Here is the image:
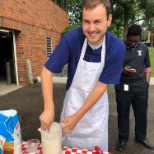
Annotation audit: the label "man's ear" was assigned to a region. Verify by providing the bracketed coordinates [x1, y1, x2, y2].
[107, 14, 112, 27]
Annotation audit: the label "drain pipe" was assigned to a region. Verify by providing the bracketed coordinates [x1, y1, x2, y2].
[26, 60, 34, 84]
[6, 61, 12, 85]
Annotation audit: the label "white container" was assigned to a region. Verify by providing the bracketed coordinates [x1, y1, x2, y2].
[26, 139, 40, 154]
[38, 122, 62, 154]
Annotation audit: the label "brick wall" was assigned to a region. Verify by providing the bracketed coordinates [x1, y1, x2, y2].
[0, 0, 69, 85]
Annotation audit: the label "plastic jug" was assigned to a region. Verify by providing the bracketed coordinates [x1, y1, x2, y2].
[38, 122, 62, 154]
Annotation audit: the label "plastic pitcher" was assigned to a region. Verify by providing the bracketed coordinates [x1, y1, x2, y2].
[38, 122, 62, 154]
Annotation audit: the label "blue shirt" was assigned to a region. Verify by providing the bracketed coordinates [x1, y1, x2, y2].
[45, 27, 126, 90]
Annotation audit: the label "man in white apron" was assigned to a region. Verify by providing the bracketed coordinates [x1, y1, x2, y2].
[40, 0, 126, 152]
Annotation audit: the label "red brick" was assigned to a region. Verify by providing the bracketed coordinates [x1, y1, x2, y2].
[0, 0, 69, 85]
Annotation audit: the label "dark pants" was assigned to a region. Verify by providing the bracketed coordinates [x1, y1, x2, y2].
[115, 81, 149, 142]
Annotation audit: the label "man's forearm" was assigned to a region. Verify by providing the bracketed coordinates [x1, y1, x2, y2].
[75, 81, 108, 121]
[41, 67, 54, 110]
[144, 72, 151, 84]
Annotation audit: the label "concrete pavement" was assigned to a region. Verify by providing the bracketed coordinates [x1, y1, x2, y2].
[0, 77, 154, 96]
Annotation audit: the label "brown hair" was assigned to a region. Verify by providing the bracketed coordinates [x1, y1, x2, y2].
[82, 0, 111, 18]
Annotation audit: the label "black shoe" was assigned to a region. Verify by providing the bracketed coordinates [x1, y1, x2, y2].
[136, 139, 154, 149]
[116, 141, 126, 151]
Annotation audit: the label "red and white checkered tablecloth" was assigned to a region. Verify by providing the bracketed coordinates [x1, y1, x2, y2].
[22, 141, 112, 154]
[22, 141, 42, 154]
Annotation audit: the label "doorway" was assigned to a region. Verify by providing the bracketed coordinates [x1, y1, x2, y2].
[0, 30, 16, 85]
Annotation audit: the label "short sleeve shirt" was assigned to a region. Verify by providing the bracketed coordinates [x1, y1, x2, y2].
[45, 27, 126, 91]
[120, 42, 151, 83]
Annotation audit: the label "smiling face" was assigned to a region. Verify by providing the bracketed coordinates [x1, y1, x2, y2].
[82, 4, 112, 46]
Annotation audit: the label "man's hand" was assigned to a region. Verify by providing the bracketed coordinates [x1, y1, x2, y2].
[61, 114, 79, 134]
[39, 109, 54, 130]
[122, 66, 136, 74]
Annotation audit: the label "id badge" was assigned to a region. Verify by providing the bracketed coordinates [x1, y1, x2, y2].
[124, 84, 129, 91]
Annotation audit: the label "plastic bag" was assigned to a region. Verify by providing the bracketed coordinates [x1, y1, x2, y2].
[0, 109, 22, 154]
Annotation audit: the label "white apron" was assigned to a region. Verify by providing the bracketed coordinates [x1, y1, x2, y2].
[60, 38, 109, 151]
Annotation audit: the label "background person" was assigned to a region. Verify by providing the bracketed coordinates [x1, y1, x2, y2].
[115, 24, 154, 151]
[39, 0, 125, 151]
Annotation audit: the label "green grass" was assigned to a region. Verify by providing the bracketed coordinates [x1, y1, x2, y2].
[149, 47, 154, 77]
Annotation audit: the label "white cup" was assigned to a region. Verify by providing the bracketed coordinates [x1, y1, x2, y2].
[26, 139, 40, 154]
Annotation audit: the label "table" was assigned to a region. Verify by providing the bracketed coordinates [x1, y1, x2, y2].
[22, 141, 111, 154]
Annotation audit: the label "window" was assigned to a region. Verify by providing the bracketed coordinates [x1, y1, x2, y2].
[52, 0, 68, 11]
[46, 36, 52, 57]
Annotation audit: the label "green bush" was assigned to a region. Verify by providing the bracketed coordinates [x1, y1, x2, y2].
[149, 47, 154, 77]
